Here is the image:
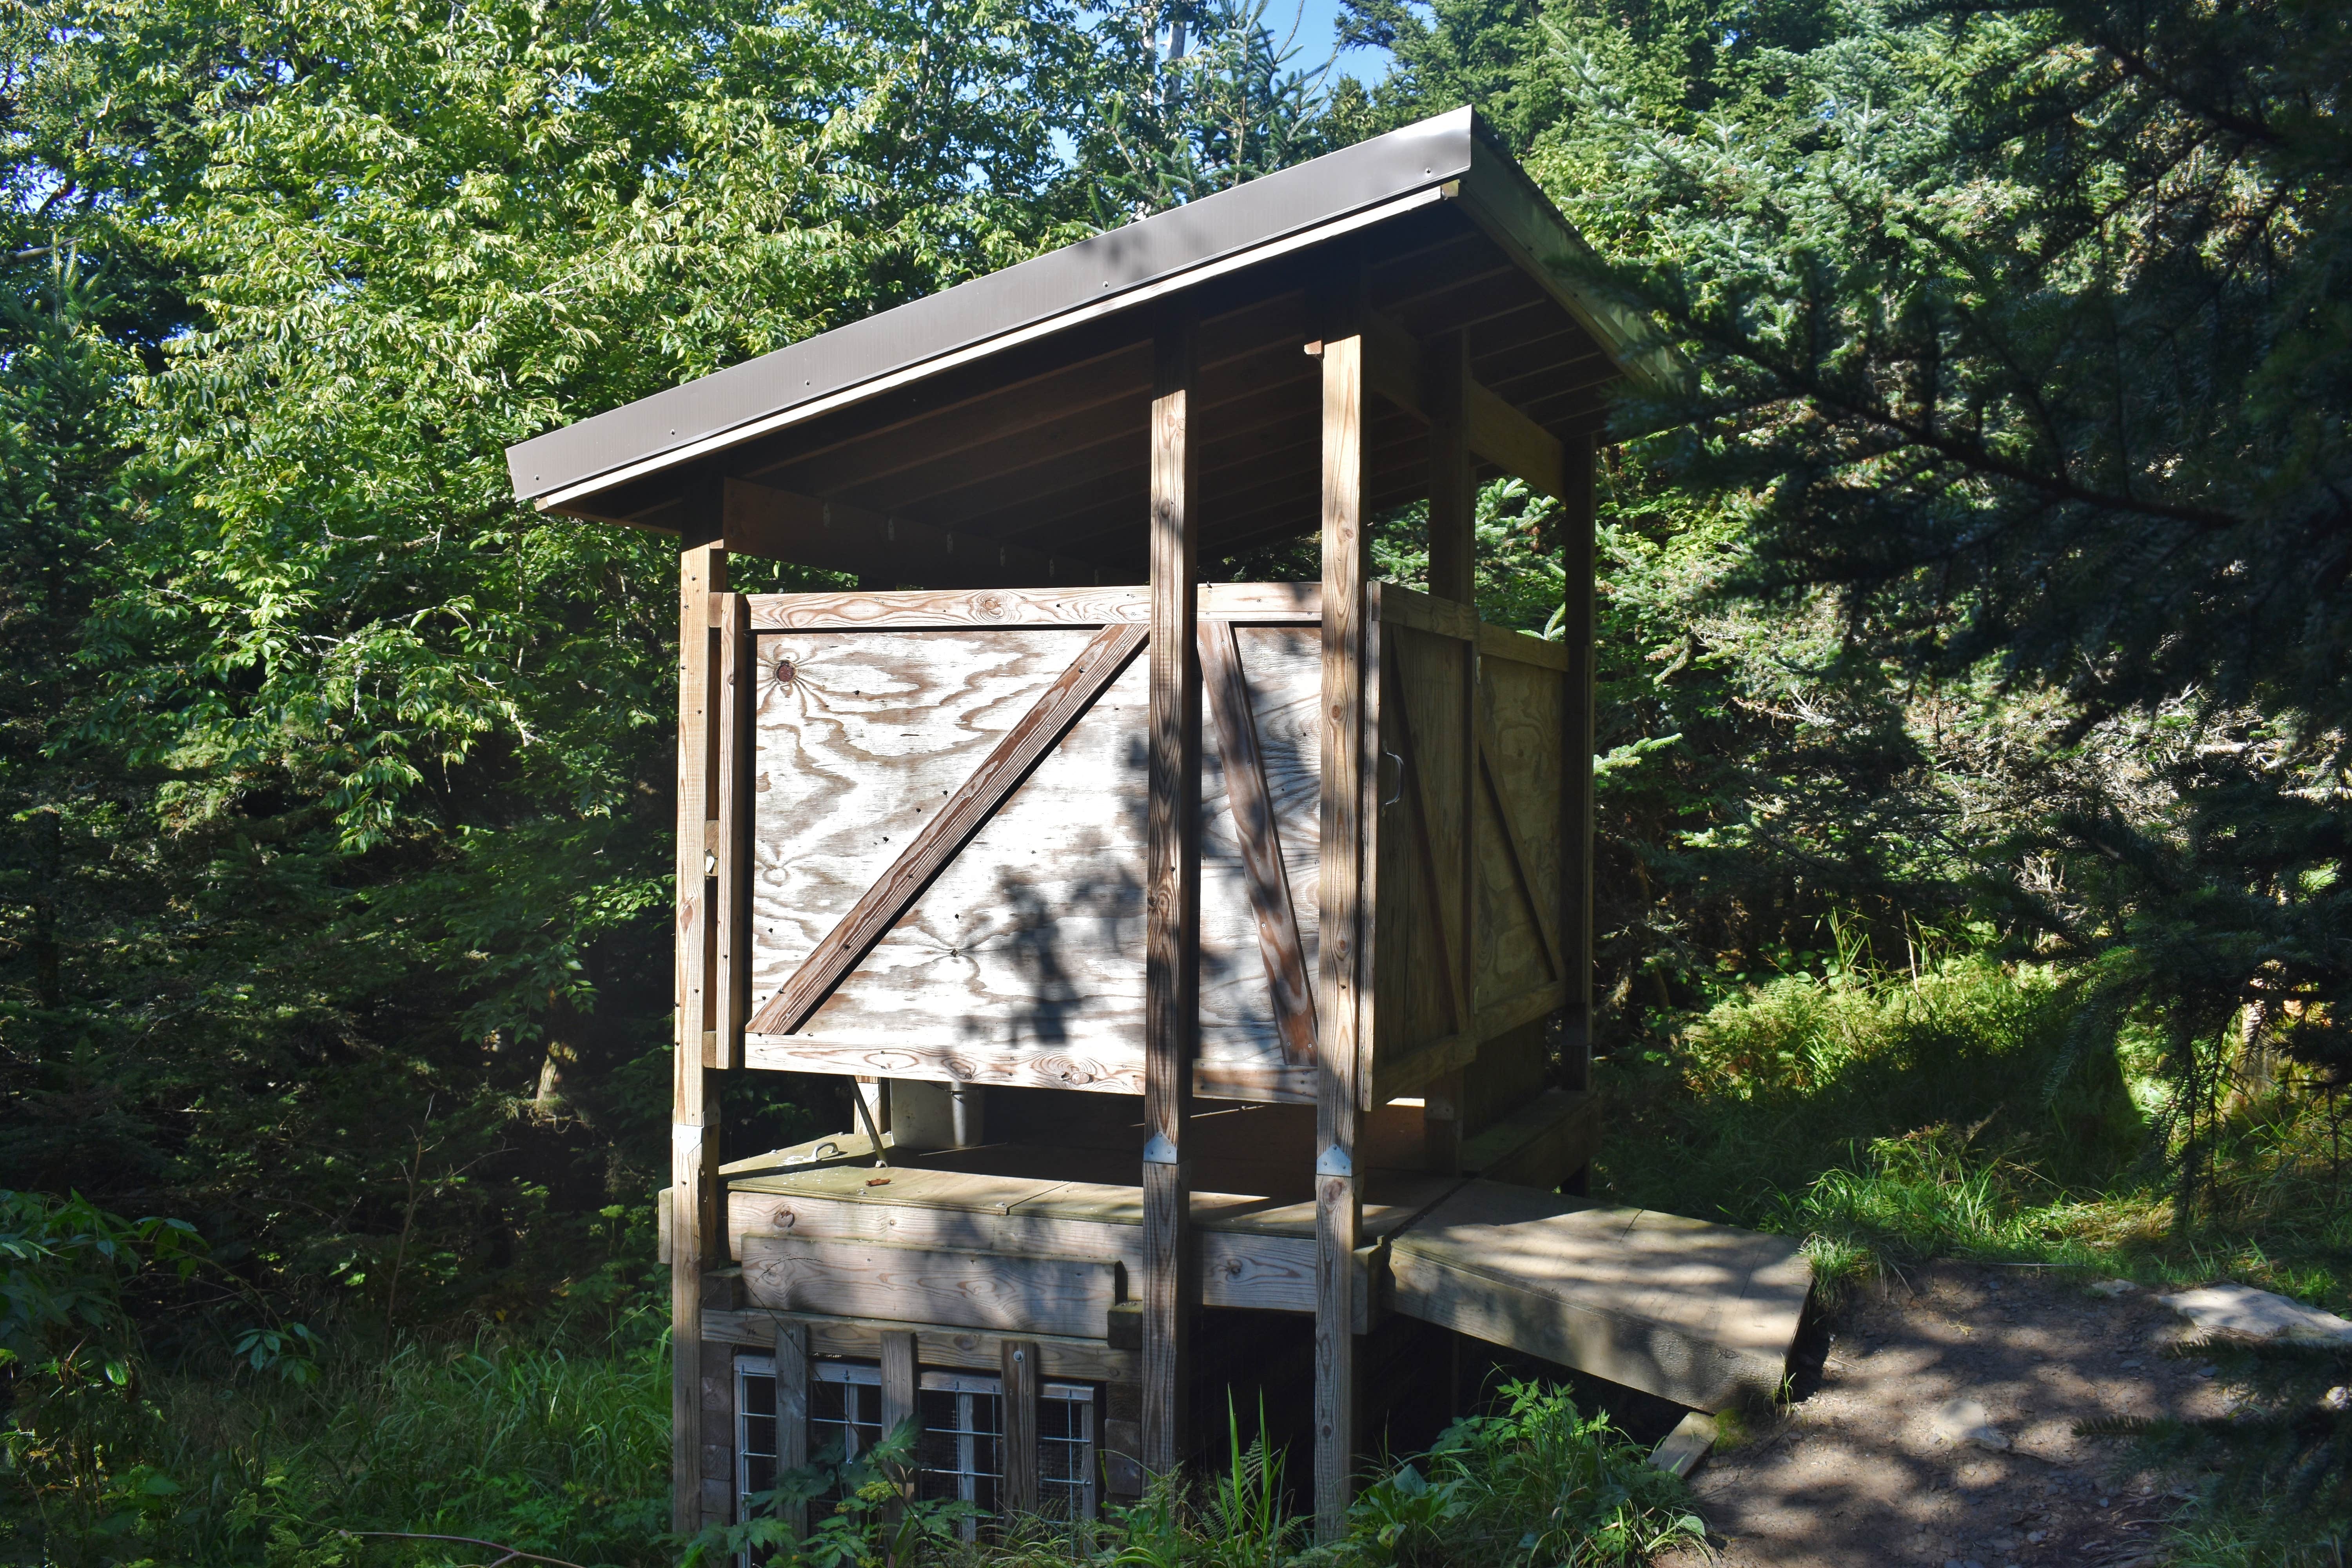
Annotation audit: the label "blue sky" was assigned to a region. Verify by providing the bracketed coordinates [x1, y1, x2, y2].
[1272, 0, 1394, 85]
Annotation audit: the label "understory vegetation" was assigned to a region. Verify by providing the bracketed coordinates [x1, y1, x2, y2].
[5, 0, 2348, 1560]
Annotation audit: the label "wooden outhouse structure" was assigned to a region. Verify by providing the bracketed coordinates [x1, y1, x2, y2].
[506, 108, 1809, 1543]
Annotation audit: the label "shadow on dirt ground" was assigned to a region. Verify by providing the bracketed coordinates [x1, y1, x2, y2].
[1656, 1263, 2224, 1568]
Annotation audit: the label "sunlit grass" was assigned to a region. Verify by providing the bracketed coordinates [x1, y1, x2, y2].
[1599, 954, 2352, 1307]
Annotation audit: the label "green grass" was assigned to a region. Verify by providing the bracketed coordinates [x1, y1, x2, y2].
[1599, 953, 2352, 1305]
[1597, 952, 2352, 1563]
[23, 953, 2352, 1566]
[4, 1316, 672, 1567]
[11, 1308, 1694, 1568]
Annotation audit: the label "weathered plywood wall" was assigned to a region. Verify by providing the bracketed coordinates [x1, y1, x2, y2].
[732, 585, 1566, 1108]
[740, 592, 1321, 1101]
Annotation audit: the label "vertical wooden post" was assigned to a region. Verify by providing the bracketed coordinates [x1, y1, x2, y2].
[1001, 1339, 1041, 1515]
[1425, 331, 1475, 606]
[672, 533, 726, 1537]
[1424, 330, 1475, 1174]
[1313, 329, 1368, 1540]
[1422, 1071, 1462, 1173]
[1559, 437, 1598, 1096]
[776, 1320, 810, 1539]
[880, 1328, 918, 1516]
[701, 1340, 737, 1528]
[711, 591, 752, 1069]
[1142, 314, 1200, 1481]
[881, 1329, 918, 1432]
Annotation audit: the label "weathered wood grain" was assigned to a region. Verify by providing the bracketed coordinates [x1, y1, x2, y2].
[704, 1307, 1139, 1381]
[1001, 1339, 1040, 1512]
[776, 1319, 809, 1537]
[881, 1329, 917, 1449]
[1314, 330, 1366, 1540]
[1424, 332, 1475, 606]
[673, 540, 725, 1536]
[701, 1342, 735, 1526]
[1373, 626, 1471, 1090]
[1466, 379, 1564, 500]
[1386, 1181, 1812, 1413]
[1368, 582, 1477, 643]
[742, 621, 1315, 1094]
[745, 582, 1319, 631]
[1474, 651, 1566, 1021]
[712, 592, 752, 1068]
[747, 621, 1147, 1036]
[1477, 724, 1563, 980]
[1202, 620, 1316, 1067]
[727, 1167, 1335, 1318]
[1142, 317, 1200, 1477]
[1477, 622, 1570, 671]
[741, 1233, 1120, 1339]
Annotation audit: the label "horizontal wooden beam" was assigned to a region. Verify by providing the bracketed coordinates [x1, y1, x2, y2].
[738, 1033, 1318, 1103]
[1356, 309, 1567, 500]
[744, 581, 1318, 632]
[704, 1308, 1141, 1383]
[720, 476, 1102, 586]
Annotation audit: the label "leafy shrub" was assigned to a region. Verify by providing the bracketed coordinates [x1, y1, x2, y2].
[0, 1190, 203, 1562]
[1348, 1381, 1701, 1568]
[1602, 955, 2143, 1285]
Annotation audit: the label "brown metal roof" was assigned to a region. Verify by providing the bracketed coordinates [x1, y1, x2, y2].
[505, 108, 1665, 584]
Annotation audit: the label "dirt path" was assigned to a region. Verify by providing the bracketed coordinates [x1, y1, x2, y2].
[1657, 1265, 2226, 1568]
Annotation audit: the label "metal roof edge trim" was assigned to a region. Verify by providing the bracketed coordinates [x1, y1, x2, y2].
[530, 183, 1455, 513]
[509, 108, 1480, 504]
[1455, 133, 1683, 403]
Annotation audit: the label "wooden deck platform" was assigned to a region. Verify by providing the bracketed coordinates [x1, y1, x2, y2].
[708, 1091, 1809, 1414]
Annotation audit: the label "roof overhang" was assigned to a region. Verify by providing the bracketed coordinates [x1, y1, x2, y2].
[506, 108, 1668, 514]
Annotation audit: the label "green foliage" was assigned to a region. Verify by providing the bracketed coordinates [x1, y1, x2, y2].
[697, 1418, 979, 1568]
[5, 1289, 672, 1566]
[1348, 1382, 1702, 1568]
[0, 1192, 203, 1550]
[1079, 1, 1339, 222]
[1524, 0, 2352, 1174]
[1603, 951, 2139, 1238]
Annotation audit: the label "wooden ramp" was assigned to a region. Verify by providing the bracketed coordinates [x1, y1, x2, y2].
[1387, 1180, 1813, 1412]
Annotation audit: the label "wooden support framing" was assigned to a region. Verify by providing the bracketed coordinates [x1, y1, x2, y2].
[711, 590, 751, 1068]
[721, 475, 1101, 587]
[776, 1320, 810, 1539]
[701, 1339, 735, 1527]
[672, 535, 726, 1535]
[1559, 437, 1597, 1095]
[1379, 636, 1463, 1038]
[1424, 331, 1475, 606]
[1142, 316, 1201, 1479]
[1312, 329, 1368, 1539]
[880, 1327, 918, 1436]
[1361, 310, 1565, 501]
[1201, 619, 1317, 1066]
[1001, 1339, 1041, 1514]
[1421, 354, 1478, 1169]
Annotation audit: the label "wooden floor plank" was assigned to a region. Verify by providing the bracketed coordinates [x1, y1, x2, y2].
[1387, 1180, 1813, 1412]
